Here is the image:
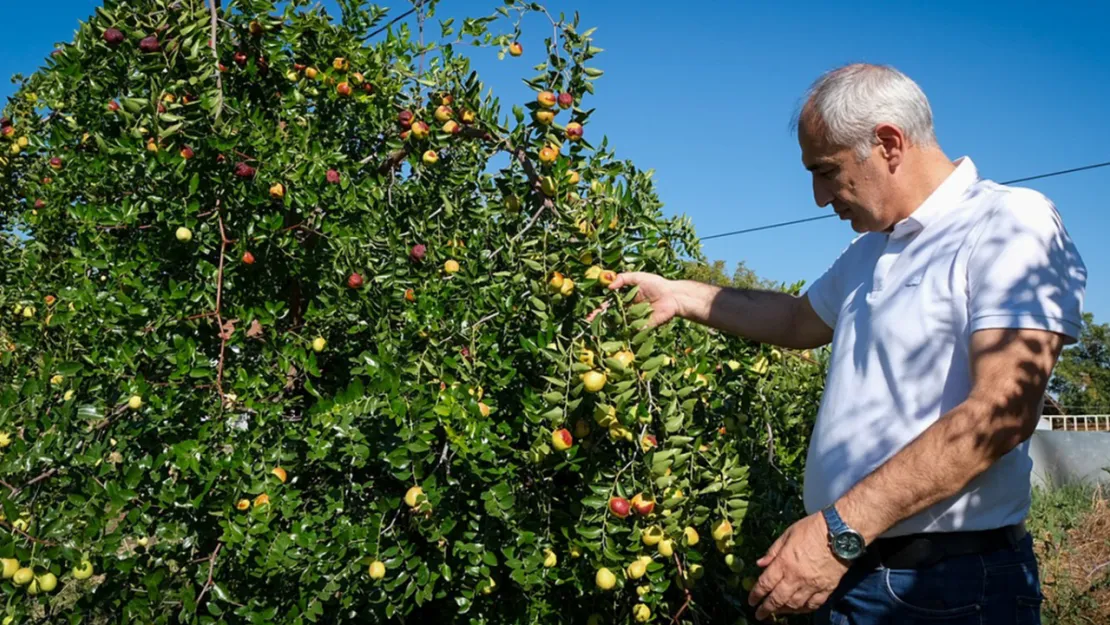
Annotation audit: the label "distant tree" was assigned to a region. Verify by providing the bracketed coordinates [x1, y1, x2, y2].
[682, 259, 783, 291]
[1049, 313, 1110, 414]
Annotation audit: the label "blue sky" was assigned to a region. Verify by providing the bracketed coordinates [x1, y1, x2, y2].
[3, 0, 1107, 321]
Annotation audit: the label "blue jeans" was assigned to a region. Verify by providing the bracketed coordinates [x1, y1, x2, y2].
[813, 533, 1044, 624]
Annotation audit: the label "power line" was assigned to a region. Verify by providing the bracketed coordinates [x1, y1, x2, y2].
[700, 159, 1110, 242]
[362, 6, 419, 41]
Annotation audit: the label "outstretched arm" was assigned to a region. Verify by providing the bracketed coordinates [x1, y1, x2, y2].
[608, 272, 833, 349]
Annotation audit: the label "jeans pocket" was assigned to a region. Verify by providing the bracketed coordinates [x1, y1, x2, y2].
[1016, 594, 1043, 625]
[883, 567, 982, 620]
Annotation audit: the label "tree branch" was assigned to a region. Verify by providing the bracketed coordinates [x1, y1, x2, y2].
[214, 208, 230, 400]
[21, 468, 58, 491]
[670, 553, 695, 625]
[196, 542, 223, 608]
[0, 520, 58, 546]
[208, 0, 224, 121]
[416, 0, 426, 98]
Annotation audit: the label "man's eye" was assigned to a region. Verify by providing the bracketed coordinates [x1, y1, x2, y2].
[821, 169, 838, 179]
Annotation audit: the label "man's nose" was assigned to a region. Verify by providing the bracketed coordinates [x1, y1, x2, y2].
[812, 177, 834, 207]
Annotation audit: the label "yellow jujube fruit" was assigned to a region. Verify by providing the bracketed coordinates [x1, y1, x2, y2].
[1, 558, 19, 579]
[642, 525, 664, 546]
[404, 485, 425, 508]
[711, 519, 733, 541]
[657, 539, 674, 557]
[683, 526, 699, 546]
[595, 567, 616, 590]
[613, 350, 634, 368]
[626, 559, 647, 580]
[543, 549, 557, 568]
[369, 560, 386, 580]
[12, 567, 33, 585]
[581, 370, 606, 392]
[36, 572, 57, 592]
[632, 604, 651, 623]
[73, 559, 94, 580]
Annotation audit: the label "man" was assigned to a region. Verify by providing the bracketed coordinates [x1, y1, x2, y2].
[608, 63, 1087, 623]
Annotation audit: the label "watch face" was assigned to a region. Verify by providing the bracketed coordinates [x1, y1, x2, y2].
[833, 532, 865, 560]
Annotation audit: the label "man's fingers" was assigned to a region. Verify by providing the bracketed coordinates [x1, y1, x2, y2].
[806, 591, 831, 612]
[747, 563, 783, 607]
[757, 534, 786, 568]
[607, 272, 633, 290]
[755, 584, 792, 621]
[781, 587, 817, 615]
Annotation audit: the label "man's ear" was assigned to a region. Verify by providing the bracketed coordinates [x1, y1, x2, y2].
[874, 123, 905, 171]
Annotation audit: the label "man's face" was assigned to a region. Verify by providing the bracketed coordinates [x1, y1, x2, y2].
[799, 127, 892, 233]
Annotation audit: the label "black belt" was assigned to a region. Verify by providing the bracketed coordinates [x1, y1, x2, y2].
[858, 523, 1027, 569]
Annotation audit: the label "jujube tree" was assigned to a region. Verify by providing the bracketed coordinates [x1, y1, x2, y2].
[0, 1, 819, 623]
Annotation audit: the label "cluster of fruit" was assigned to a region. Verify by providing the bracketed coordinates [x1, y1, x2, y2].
[1, 553, 93, 596]
[0, 116, 31, 166]
[229, 467, 287, 512]
[396, 91, 485, 166]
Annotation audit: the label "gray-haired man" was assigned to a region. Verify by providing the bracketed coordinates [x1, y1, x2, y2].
[609, 63, 1087, 623]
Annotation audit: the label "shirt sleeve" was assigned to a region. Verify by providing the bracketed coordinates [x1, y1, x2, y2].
[805, 239, 857, 330]
[967, 188, 1087, 342]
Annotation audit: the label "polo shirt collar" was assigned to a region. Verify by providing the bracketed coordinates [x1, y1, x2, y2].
[890, 156, 979, 239]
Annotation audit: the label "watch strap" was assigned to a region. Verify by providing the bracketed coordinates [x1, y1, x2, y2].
[822, 504, 849, 536]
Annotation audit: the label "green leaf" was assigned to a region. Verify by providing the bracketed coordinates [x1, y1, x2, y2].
[55, 361, 83, 375]
[581, 496, 605, 509]
[665, 415, 684, 433]
[577, 526, 602, 539]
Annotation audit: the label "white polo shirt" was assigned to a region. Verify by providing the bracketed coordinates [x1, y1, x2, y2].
[803, 156, 1087, 537]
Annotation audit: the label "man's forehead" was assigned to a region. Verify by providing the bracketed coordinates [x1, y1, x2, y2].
[799, 133, 843, 170]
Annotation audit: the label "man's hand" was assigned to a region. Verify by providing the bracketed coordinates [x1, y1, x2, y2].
[607, 272, 832, 349]
[748, 512, 848, 621]
[607, 272, 684, 328]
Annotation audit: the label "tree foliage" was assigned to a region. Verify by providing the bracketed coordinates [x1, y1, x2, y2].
[1048, 312, 1110, 415]
[0, 1, 824, 623]
[681, 260, 779, 292]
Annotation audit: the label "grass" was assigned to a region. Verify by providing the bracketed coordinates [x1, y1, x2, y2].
[1029, 482, 1110, 625]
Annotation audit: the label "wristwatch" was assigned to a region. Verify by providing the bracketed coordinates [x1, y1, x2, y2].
[821, 504, 866, 562]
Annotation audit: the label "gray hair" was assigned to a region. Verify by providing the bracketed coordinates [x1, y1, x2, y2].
[793, 63, 938, 160]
